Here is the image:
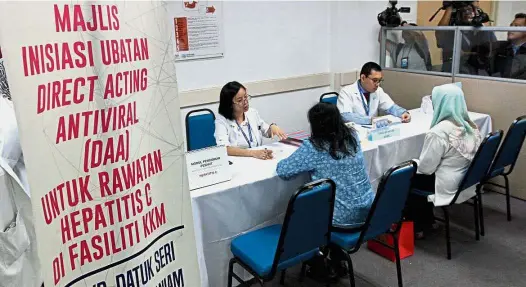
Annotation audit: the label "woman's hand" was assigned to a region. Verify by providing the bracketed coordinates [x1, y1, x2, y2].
[269, 124, 287, 140]
[251, 149, 274, 160]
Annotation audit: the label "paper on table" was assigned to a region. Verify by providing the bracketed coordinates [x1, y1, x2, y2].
[252, 144, 286, 160]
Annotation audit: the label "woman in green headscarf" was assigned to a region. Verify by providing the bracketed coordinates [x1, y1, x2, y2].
[405, 83, 483, 238]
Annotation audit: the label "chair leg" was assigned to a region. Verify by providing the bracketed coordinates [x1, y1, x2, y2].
[473, 196, 480, 241]
[279, 269, 286, 285]
[477, 188, 485, 237]
[228, 258, 236, 287]
[504, 175, 512, 221]
[442, 207, 452, 260]
[392, 233, 404, 287]
[299, 263, 307, 282]
[344, 252, 356, 287]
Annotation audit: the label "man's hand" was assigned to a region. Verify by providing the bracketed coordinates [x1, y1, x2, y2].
[442, 1, 453, 9]
[438, 2, 454, 26]
[401, 112, 411, 123]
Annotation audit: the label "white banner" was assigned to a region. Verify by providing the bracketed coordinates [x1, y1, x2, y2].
[0, 2, 200, 287]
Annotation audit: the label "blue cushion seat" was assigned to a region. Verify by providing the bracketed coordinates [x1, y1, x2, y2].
[489, 167, 505, 178]
[331, 228, 395, 250]
[231, 224, 320, 277]
[330, 231, 361, 250]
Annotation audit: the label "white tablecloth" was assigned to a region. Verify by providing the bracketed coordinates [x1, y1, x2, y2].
[190, 109, 491, 287]
[366, 110, 492, 189]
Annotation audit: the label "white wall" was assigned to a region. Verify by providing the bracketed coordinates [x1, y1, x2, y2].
[494, 0, 526, 40]
[329, 1, 417, 73]
[182, 87, 328, 139]
[176, 1, 330, 92]
[178, 1, 332, 139]
[177, 1, 418, 144]
[496, 0, 526, 27]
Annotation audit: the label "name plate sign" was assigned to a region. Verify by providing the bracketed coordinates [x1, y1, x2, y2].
[185, 146, 231, 190]
[368, 126, 401, 141]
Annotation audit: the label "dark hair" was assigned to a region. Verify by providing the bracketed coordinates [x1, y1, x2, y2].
[360, 62, 382, 77]
[308, 103, 358, 160]
[515, 13, 526, 20]
[218, 81, 245, 120]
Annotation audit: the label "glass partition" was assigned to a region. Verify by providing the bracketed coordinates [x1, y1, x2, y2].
[459, 30, 526, 80]
[384, 29, 455, 73]
[380, 26, 526, 83]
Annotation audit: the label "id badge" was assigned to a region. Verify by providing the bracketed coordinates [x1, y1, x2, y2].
[401, 57, 409, 69]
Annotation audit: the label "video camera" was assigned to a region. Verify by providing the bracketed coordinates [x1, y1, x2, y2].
[429, 1, 490, 27]
[377, 0, 411, 27]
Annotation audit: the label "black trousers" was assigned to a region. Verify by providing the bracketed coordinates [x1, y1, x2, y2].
[404, 174, 436, 232]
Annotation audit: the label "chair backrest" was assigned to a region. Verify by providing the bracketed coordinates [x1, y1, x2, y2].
[185, 109, 216, 151]
[319, 92, 339, 105]
[453, 130, 503, 203]
[271, 179, 336, 276]
[356, 161, 417, 244]
[489, 116, 526, 176]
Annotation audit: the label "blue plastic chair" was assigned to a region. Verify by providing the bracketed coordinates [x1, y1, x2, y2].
[185, 109, 216, 151]
[227, 179, 336, 287]
[320, 92, 339, 105]
[330, 161, 417, 287]
[412, 130, 503, 260]
[483, 116, 526, 222]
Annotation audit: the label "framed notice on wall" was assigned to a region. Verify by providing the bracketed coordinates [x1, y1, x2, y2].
[169, 1, 224, 61]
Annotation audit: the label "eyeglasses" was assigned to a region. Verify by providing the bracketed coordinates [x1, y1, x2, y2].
[367, 76, 384, 85]
[233, 94, 252, 106]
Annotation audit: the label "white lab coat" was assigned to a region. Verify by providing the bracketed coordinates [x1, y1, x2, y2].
[0, 96, 42, 287]
[337, 80, 396, 118]
[214, 108, 271, 148]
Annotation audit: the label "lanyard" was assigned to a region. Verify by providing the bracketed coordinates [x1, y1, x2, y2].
[236, 121, 254, 148]
[399, 43, 413, 62]
[357, 81, 370, 116]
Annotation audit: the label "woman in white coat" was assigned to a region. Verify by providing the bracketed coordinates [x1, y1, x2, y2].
[214, 81, 287, 160]
[404, 83, 483, 238]
[0, 94, 42, 286]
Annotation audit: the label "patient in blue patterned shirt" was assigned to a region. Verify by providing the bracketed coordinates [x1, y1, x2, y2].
[276, 103, 375, 228]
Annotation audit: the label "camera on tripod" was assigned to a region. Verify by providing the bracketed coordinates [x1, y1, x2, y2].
[429, 1, 490, 27]
[377, 0, 411, 27]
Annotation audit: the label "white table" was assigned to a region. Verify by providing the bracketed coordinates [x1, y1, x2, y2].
[366, 110, 492, 189]
[190, 109, 492, 287]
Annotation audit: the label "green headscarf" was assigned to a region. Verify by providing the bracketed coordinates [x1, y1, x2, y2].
[430, 83, 476, 134]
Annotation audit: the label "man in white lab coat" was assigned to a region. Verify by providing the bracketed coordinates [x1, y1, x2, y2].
[337, 62, 411, 125]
